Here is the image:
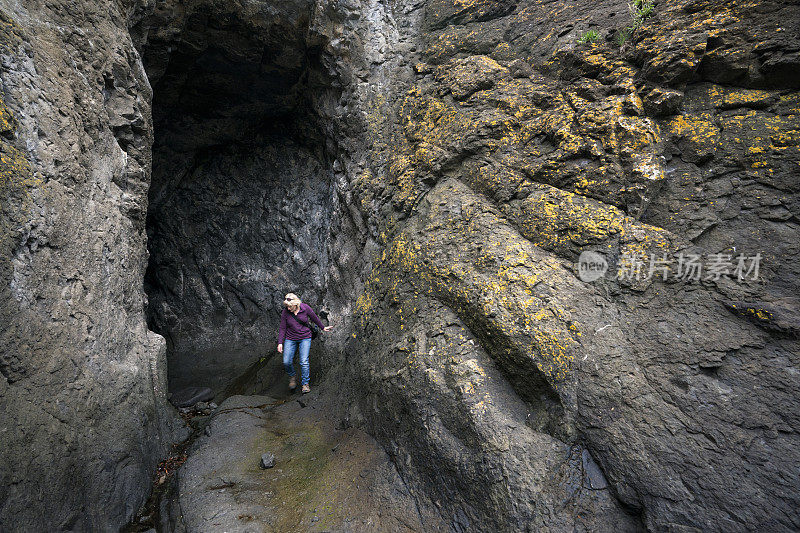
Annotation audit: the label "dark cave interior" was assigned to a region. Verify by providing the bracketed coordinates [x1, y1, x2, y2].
[137, 4, 336, 394]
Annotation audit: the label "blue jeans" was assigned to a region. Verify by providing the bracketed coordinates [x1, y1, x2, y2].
[283, 338, 311, 385]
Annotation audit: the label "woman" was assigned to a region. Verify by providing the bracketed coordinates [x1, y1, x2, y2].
[277, 293, 332, 393]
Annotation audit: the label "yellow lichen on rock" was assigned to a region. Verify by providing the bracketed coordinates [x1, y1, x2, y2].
[363, 180, 585, 390]
[665, 113, 720, 161]
[0, 97, 40, 197]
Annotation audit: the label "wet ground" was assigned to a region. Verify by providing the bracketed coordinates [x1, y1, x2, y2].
[126, 370, 446, 533]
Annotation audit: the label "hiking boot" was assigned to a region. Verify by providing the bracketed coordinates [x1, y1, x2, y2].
[302, 384, 310, 394]
[288, 376, 297, 390]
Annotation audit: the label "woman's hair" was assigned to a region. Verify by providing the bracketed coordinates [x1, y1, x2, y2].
[283, 293, 302, 308]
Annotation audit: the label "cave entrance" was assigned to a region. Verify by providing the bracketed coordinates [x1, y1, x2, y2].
[136, 4, 334, 394]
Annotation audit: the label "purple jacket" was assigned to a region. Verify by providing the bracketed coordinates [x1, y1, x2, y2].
[278, 303, 325, 344]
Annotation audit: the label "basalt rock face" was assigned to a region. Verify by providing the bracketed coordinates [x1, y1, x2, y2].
[0, 1, 182, 530]
[1, 0, 799, 531]
[327, 0, 800, 531]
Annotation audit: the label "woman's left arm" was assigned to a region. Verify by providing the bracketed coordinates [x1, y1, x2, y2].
[306, 304, 331, 331]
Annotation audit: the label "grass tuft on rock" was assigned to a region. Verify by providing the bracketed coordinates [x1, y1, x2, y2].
[577, 30, 600, 45]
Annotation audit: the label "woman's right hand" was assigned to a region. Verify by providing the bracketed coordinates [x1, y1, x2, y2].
[277, 344, 283, 353]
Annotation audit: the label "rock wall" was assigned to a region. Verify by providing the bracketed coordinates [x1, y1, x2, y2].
[320, 0, 800, 531]
[0, 0, 182, 530]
